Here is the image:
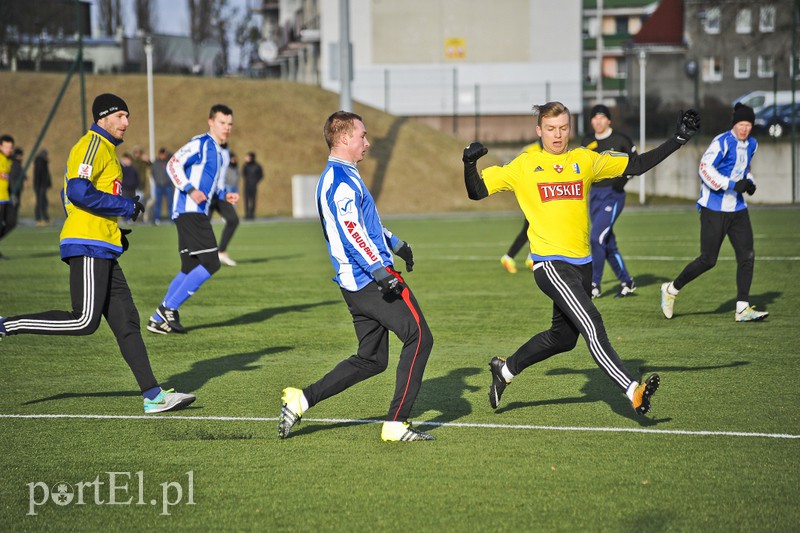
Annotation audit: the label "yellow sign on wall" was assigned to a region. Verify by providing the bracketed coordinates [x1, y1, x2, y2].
[444, 37, 466, 60]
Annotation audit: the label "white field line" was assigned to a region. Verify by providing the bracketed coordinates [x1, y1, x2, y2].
[1, 413, 797, 440]
[438, 255, 800, 262]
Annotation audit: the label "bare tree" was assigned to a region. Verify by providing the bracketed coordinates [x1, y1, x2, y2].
[135, 0, 153, 35]
[236, 12, 262, 72]
[98, 0, 122, 37]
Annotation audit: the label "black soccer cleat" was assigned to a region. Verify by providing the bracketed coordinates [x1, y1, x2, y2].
[615, 280, 637, 298]
[488, 356, 511, 409]
[632, 374, 660, 415]
[156, 305, 186, 334]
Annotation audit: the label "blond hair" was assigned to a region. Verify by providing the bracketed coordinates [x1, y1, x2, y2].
[532, 102, 570, 126]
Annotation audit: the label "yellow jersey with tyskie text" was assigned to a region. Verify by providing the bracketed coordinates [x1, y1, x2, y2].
[0, 152, 11, 203]
[481, 147, 629, 263]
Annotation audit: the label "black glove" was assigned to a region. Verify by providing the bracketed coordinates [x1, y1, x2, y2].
[674, 109, 700, 145]
[394, 240, 414, 272]
[733, 179, 756, 194]
[462, 142, 488, 165]
[373, 266, 407, 297]
[120, 228, 132, 252]
[130, 195, 145, 222]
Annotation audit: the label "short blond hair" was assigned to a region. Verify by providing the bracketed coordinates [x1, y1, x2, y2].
[324, 111, 363, 149]
[532, 102, 570, 126]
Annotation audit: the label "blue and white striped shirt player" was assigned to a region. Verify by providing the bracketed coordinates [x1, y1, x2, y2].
[167, 132, 226, 218]
[317, 156, 400, 291]
[697, 129, 757, 212]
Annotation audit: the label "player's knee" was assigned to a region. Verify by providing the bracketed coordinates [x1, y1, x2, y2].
[698, 254, 717, 270]
[200, 253, 221, 275]
[75, 312, 103, 335]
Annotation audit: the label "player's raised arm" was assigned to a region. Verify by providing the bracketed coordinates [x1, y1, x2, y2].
[622, 109, 700, 176]
[462, 142, 489, 200]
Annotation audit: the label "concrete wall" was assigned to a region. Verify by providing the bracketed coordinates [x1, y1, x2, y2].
[625, 142, 798, 204]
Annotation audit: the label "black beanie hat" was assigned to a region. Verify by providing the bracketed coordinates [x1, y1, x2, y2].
[732, 102, 755, 126]
[590, 104, 611, 119]
[92, 93, 129, 123]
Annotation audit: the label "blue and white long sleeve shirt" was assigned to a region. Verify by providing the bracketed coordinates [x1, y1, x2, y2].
[697, 130, 757, 212]
[168, 132, 225, 218]
[316, 156, 400, 291]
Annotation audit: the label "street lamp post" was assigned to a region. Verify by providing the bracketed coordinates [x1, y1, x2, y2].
[144, 37, 155, 163]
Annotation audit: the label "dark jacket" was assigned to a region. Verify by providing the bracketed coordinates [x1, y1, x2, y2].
[34, 150, 51, 190]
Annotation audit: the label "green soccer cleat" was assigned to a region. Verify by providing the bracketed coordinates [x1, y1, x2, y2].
[143, 388, 196, 414]
[632, 374, 660, 415]
[278, 387, 305, 439]
[380, 421, 435, 442]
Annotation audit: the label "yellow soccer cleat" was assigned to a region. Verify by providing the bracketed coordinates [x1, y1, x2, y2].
[381, 421, 435, 442]
[278, 387, 305, 438]
[501, 255, 518, 274]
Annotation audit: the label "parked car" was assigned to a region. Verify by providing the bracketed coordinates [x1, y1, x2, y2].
[753, 103, 800, 138]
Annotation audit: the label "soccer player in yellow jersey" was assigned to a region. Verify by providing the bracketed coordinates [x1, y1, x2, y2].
[0, 94, 196, 414]
[0, 134, 17, 259]
[463, 101, 700, 416]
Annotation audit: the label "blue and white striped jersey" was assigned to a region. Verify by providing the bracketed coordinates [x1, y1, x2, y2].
[317, 156, 399, 291]
[167, 132, 225, 218]
[697, 130, 757, 212]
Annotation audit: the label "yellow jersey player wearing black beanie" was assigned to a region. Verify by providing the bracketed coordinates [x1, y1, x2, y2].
[0, 93, 196, 414]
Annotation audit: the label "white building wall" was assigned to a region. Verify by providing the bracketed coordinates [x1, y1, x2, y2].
[320, 0, 583, 116]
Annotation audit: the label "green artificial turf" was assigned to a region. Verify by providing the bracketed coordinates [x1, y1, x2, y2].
[1, 207, 798, 531]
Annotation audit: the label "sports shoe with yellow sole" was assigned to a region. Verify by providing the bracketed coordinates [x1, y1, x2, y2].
[660, 282, 676, 319]
[735, 306, 769, 322]
[632, 374, 660, 415]
[278, 387, 305, 438]
[380, 421, 435, 441]
[501, 255, 518, 274]
[525, 257, 534, 271]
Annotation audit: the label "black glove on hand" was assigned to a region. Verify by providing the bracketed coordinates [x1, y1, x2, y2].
[674, 109, 700, 145]
[120, 228, 132, 252]
[130, 195, 145, 222]
[373, 266, 407, 297]
[745, 179, 757, 196]
[462, 142, 488, 165]
[394, 240, 414, 272]
[733, 180, 748, 193]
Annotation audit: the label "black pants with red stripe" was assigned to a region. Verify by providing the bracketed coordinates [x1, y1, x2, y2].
[3, 256, 159, 392]
[303, 282, 433, 422]
[505, 261, 635, 391]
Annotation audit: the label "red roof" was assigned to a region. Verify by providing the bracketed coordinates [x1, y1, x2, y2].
[633, 0, 684, 45]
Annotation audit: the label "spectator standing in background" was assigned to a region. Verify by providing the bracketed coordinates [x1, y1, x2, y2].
[242, 151, 263, 220]
[150, 148, 174, 225]
[34, 149, 52, 226]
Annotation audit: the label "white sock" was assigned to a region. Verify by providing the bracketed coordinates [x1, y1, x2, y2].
[667, 282, 679, 296]
[736, 301, 749, 314]
[300, 392, 310, 413]
[625, 381, 637, 401]
[501, 363, 515, 382]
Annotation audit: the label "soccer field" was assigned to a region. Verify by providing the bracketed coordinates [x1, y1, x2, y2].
[1, 206, 798, 531]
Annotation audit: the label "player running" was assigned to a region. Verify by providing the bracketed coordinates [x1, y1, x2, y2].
[0, 93, 195, 413]
[278, 111, 433, 442]
[463, 101, 700, 416]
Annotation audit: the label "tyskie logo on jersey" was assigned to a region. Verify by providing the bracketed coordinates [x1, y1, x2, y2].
[344, 220, 379, 262]
[537, 180, 583, 202]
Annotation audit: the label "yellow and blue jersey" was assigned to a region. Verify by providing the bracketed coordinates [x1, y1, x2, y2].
[60, 124, 135, 260]
[481, 147, 629, 263]
[0, 151, 10, 203]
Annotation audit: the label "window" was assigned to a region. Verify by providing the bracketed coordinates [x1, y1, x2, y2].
[736, 9, 752, 33]
[758, 55, 775, 78]
[615, 16, 628, 35]
[704, 7, 721, 34]
[616, 57, 627, 79]
[734, 56, 751, 79]
[702, 57, 723, 81]
[759, 6, 776, 32]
